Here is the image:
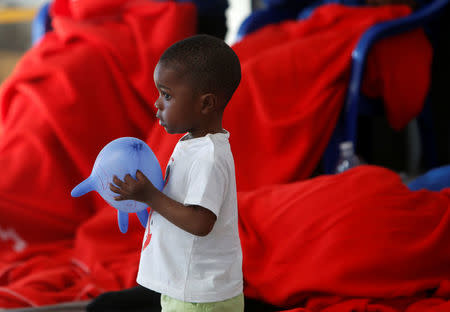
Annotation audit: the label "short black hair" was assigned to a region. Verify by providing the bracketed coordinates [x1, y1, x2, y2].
[159, 34, 241, 106]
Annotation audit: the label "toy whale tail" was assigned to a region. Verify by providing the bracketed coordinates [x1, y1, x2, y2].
[71, 176, 96, 197]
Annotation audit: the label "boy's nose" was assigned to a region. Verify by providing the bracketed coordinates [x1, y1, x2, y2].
[154, 100, 163, 110]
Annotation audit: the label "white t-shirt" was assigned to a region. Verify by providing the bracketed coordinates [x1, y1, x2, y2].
[136, 131, 243, 303]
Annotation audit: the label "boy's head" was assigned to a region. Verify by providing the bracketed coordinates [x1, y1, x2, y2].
[159, 34, 241, 106]
[154, 35, 241, 137]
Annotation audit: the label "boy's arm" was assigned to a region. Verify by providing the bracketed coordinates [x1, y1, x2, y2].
[145, 191, 217, 237]
[110, 171, 217, 237]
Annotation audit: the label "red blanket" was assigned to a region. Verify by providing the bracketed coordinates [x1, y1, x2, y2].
[0, 1, 445, 310]
[239, 166, 450, 311]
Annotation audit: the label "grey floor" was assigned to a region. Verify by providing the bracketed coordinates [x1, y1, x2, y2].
[2, 301, 90, 312]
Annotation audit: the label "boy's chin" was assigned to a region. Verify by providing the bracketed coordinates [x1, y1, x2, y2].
[160, 124, 188, 135]
[163, 127, 182, 135]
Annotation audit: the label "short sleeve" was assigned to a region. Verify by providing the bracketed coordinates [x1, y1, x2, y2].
[183, 156, 227, 217]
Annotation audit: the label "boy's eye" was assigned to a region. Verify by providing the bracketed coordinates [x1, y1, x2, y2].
[161, 92, 172, 100]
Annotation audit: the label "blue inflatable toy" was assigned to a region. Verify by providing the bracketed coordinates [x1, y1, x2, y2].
[71, 137, 164, 233]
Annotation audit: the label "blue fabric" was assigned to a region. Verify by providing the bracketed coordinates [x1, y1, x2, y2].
[262, 0, 311, 6]
[32, 2, 52, 45]
[237, 2, 308, 40]
[408, 165, 450, 191]
[237, 0, 366, 40]
[298, 0, 365, 20]
[237, 6, 300, 40]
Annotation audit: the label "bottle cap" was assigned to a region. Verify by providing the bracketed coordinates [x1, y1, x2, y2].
[339, 141, 354, 151]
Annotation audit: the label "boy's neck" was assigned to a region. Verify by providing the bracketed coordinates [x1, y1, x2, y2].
[184, 120, 226, 140]
[184, 128, 226, 141]
[184, 111, 225, 140]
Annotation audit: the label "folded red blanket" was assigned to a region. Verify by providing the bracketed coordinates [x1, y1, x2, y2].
[0, 2, 442, 310]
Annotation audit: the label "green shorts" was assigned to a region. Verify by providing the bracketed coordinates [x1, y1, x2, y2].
[161, 293, 244, 312]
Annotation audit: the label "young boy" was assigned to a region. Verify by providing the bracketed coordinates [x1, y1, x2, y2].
[109, 34, 244, 311]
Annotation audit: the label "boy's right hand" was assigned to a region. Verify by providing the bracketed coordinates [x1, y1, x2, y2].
[109, 170, 157, 204]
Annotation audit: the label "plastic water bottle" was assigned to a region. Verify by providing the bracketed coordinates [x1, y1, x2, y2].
[335, 141, 361, 173]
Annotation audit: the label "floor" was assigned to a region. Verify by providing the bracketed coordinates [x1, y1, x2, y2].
[2, 301, 90, 312]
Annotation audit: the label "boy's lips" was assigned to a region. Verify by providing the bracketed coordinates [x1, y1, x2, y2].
[156, 114, 164, 126]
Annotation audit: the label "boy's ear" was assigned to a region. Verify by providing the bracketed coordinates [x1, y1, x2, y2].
[200, 93, 217, 114]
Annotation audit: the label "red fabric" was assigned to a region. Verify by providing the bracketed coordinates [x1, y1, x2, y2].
[0, 2, 443, 311]
[70, 0, 134, 20]
[239, 166, 450, 310]
[361, 28, 432, 130]
[50, 0, 72, 18]
[50, 0, 138, 19]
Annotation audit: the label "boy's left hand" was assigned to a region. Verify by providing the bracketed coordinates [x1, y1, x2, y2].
[110, 170, 155, 203]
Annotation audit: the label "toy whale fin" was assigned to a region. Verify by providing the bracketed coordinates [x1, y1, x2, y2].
[136, 209, 149, 228]
[71, 176, 95, 197]
[118, 210, 129, 233]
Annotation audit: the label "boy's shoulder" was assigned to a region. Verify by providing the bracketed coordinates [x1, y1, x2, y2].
[178, 132, 232, 164]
